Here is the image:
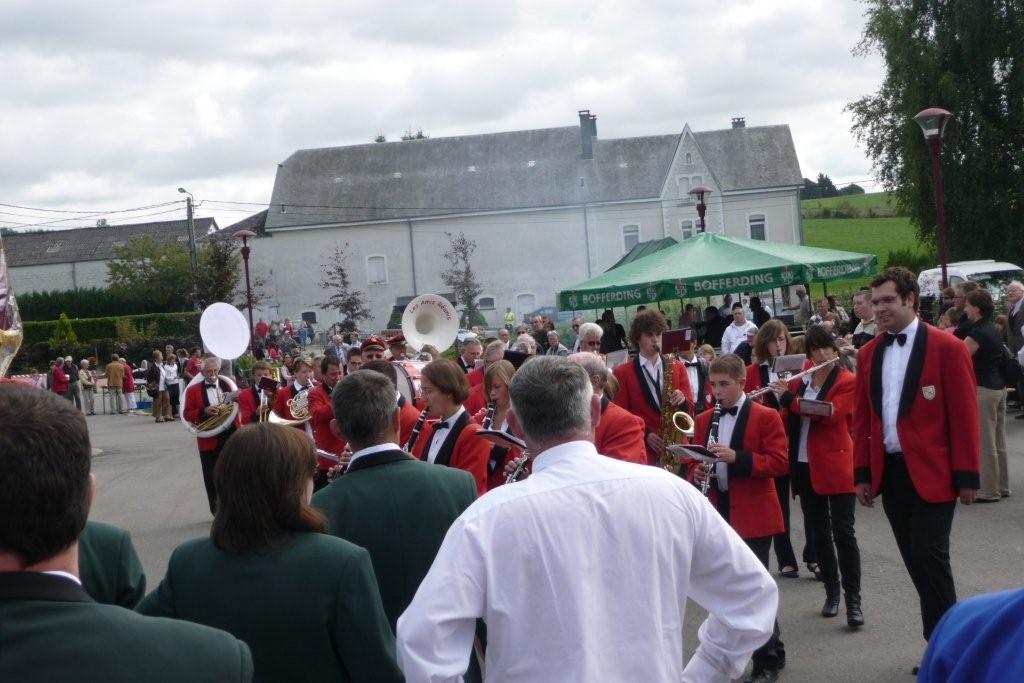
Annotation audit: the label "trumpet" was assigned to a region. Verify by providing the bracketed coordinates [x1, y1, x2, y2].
[747, 357, 840, 400]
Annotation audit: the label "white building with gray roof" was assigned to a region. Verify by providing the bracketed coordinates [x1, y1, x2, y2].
[240, 111, 805, 332]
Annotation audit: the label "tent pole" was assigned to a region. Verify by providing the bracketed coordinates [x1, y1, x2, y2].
[771, 287, 779, 320]
[823, 282, 829, 297]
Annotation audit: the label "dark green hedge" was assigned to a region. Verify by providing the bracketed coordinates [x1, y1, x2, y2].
[18, 287, 189, 320]
[23, 312, 201, 346]
[13, 335, 200, 374]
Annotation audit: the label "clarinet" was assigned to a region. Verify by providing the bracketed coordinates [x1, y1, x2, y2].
[403, 408, 429, 453]
[700, 402, 722, 497]
[481, 401, 496, 429]
[505, 452, 530, 484]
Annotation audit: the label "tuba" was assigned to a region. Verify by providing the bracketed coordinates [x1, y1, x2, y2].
[181, 303, 249, 437]
[401, 294, 459, 354]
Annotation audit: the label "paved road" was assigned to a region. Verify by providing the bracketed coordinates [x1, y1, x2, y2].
[87, 410, 1024, 681]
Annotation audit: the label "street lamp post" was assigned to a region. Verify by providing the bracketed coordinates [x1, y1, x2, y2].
[914, 107, 954, 289]
[233, 230, 257, 355]
[177, 187, 200, 311]
[688, 185, 713, 233]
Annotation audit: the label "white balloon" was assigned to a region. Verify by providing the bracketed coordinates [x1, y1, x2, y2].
[199, 302, 249, 360]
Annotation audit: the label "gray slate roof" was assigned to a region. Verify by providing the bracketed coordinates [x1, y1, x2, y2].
[265, 123, 802, 229]
[2, 218, 218, 267]
[225, 209, 269, 236]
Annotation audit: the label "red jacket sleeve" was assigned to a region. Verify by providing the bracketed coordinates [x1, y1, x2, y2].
[852, 350, 874, 482]
[183, 384, 204, 425]
[735, 405, 789, 479]
[450, 423, 490, 495]
[596, 405, 647, 464]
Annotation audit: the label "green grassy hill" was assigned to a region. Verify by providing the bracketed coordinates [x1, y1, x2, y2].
[800, 193, 930, 297]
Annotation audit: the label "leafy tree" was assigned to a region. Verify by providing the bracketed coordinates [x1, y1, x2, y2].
[816, 173, 839, 198]
[847, 0, 1023, 263]
[317, 244, 371, 333]
[801, 177, 820, 200]
[839, 183, 866, 196]
[374, 133, 387, 143]
[50, 312, 78, 347]
[441, 232, 484, 328]
[401, 128, 429, 141]
[106, 236, 192, 311]
[196, 235, 267, 309]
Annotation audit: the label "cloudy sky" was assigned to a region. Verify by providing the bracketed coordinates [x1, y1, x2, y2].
[0, 0, 884, 233]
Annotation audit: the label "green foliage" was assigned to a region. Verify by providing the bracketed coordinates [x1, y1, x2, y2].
[24, 312, 200, 346]
[839, 183, 866, 196]
[846, 0, 1024, 265]
[50, 313, 79, 347]
[884, 247, 937, 275]
[107, 235, 193, 311]
[13, 335, 198, 375]
[802, 192, 903, 219]
[441, 233, 484, 328]
[317, 244, 371, 333]
[16, 286, 187, 320]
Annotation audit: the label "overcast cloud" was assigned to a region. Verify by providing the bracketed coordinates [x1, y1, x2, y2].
[0, 0, 884, 232]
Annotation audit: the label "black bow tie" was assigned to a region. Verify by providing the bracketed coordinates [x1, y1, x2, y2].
[437, 420, 452, 430]
[721, 405, 739, 416]
[885, 333, 908, 347]
[684, 361, 699, 367]
[204, 382, 217, 388]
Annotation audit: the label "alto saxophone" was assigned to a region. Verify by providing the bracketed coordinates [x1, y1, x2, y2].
[658, 355, 694, 470]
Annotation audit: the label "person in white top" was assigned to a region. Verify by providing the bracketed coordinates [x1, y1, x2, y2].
[721, 303, 759, 354]
[397, 356, 778, 683]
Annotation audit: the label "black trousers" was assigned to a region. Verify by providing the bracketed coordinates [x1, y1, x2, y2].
[770, 475, 798, 570]
[746, 535, 786, 672]
[880, 453, 957, 640]
[199, 449, 220, 514]
[792, 462, 861, 594]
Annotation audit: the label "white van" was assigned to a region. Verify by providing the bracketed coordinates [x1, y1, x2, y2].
[918, 260, 1024, 300]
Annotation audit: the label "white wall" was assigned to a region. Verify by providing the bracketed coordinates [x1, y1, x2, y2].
[9, 260, 109, 294]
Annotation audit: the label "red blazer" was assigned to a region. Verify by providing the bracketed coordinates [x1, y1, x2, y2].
[398, 399, 423, 449]
[471, 407, 524, 491]
[464, 382, 487, 416]
[183, 380, 241, 453]
[853, 322, 980, 503]
[466, 367, 484, 388]
[307, 383, 346, 469]
[236, 386, 264, 426]
[595, 397, 647, 465]
[411, 410, 490, 494]
[744, 362, 787, 413]
[272, 382, 314, 424]
[689, 400, 788, 539]
[779, 366, 856, 495]
[612, 355, 693, 465]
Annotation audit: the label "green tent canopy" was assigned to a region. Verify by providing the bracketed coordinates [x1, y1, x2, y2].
[558, 232, 877, 311]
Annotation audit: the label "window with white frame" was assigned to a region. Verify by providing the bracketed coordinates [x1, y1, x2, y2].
[680, 220, 695, 240]
[691, 174, 703, 187]
[622, 224, 640, 254]
[748, 214, 767, 241]
[478, 296, 495, 310]
[366, 255, 388, 285]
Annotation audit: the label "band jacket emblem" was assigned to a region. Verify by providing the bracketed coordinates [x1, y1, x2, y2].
[921, 385, 936, 401]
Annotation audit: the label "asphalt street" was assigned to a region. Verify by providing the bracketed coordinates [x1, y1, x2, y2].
[86, 409, 1024, 682]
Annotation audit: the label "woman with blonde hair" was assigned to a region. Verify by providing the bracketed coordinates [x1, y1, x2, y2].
[139, 423, 401, 681]
[472, 360, 523, 490]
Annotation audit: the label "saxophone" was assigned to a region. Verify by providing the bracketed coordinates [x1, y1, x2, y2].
[658, 355, 687, 471]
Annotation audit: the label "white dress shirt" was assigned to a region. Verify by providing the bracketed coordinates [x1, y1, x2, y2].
[684, 359, 700, 404]
[881, 318, 919, 453]
[797, 380, 821, 464]
[638, 354, 663, 407]
[721, 321, 758, 354]
[715, 394, 747, 492]
[426, 407, 466, 464]
[349, 442, 401, 467]
[397, 440, 777, 683]
[43, 570, 82, 586]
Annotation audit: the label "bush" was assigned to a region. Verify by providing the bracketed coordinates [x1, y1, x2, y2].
[23, 312, 201, 346]
[17, 286, 189, 321]
[50, 313, 79, 346]
[884, 247, 935, 275]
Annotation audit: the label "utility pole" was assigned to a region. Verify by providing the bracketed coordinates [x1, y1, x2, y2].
[178, 188, 200, 311]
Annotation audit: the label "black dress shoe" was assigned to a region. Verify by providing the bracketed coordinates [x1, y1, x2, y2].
[822, 588, 841, 618]
[845, 592, 864, 628]
[744, 668, 782, 683]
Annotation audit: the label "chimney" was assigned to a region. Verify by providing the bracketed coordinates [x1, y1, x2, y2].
[579, 109, 597, 159]
[731, 117, 746, 129]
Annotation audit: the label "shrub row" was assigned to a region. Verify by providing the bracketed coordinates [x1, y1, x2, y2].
[23, 312, 201, 346]
[17, 286, 189, 321]
[12, 335, 200, 375]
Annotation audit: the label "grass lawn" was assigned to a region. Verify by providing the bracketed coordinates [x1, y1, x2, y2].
[801, 191, 899, 213]
[802, 216, 929, 298]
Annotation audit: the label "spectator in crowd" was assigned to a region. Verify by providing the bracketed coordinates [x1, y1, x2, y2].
[255, 317, 269, 340]
[139, 423, 402, 682]
[184, 348, 202, 381]
[826, 295, 850, 329]
[598, 310, 628, 354]
[718, 293, 735, 318]
[569, 317, 585, 352]
[939, 287, 956, 316]
[51, 357, 69, 397]
[346, 347, 364, 372]
[324, 334, 348, 365]
[456, 337, 483, 374]
[721, 303, 759, 354]
[679, 303, 698, 328]
[513, 334, 538, 355]
[546, 330, 570, 356]
[504, 306, 516, 331]
[497, 327, 511, 349]
[79, 358, 96, 415]
[697, 343, 716, 365]
[731, 327, 758, 365]
[793, 286, 812, 326]
[122, 359, 138, 415]
[952, 281, 980, 339]
[416, 345, 438, 362]
[701, 306, 729, 349]
[105, 354, 126, 415]
[149, 350, 169, 423]
[962, 289, 1009, 502]
[164, 353, 182, 419]
[749, 296, 771, 328]
[64, 356, 82, 409]
[576, 322, 603, 353]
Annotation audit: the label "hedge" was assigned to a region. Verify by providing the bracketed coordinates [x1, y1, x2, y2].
[17, 287, 188, 320]
[13, 335, 200, 375]
[23, 312, 201, 346]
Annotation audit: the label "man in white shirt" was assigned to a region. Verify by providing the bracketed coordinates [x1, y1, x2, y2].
[721, 303, 759, 354]
[397, 356, 778, 683]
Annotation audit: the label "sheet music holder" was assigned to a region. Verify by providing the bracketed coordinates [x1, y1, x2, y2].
[477, 429, 527, 450]
[797, 399, 833, 417]
[771, 354, 807, 376]
[666, 444, 717, 464]
[604, 349, 629, 369]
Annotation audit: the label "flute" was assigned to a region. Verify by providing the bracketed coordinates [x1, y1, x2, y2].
[747, 357, 839, 400]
